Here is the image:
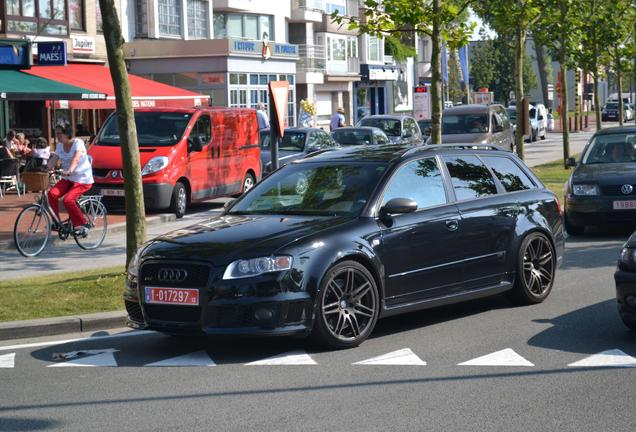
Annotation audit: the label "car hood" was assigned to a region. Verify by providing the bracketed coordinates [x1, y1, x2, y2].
[573, 163, 636, 185]
[141, 213, 353, 265]
[441, 133, 490, 144]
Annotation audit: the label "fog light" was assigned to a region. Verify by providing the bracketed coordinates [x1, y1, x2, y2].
[626, 296, 636, 307]
[254, 307, 274, 321]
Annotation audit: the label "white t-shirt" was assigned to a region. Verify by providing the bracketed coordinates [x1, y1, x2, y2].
[55, 138, 94, 184]
[32, 147, 50, 161]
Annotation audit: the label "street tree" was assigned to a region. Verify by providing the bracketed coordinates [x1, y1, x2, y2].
[471, 33, 496, 90]
[474, 0, 543, 160]
[98, 0, 146, 266]
[488, 36, 537, 105]
[332, 0, 474, 144]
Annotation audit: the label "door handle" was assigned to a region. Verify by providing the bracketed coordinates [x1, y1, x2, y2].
[445, 219, 459, 231]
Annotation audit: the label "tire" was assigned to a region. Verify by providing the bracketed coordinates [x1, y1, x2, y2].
[241, 172, 256, 194]
[75, 198, 108, 250]
[310, 260, 380, 349]
[540, 131, 546, 140]
[509, 232, 556, 305]
[14, 204, 51, 257]
[531, 129, 537, 142]
[170, 181, 187, 219]
[564, 213, 585, 236]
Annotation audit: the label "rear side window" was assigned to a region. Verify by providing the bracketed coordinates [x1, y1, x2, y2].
[483, 156, 536, 192]
[382, 158, 447, 210]
[444, 155, 498, 200]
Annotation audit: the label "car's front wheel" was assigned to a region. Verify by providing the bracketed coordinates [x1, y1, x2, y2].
[509, 232, 556, 305]
[311, 260, 379, 349]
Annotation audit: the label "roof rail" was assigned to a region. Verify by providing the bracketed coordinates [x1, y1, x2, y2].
[403, 143, 506, 157]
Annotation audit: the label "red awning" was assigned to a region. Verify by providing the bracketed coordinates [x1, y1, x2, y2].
[23, 64, 208, 109]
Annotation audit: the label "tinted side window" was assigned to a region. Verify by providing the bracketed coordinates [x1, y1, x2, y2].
[444, 155, 498, 200]
[404, 119, 418, 136]
[382, 158, 447, 210]
[190, 114, 211, 143]
[483, 156, 535, 192]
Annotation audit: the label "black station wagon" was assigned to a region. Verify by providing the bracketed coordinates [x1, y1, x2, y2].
[125, 144, 565, 349]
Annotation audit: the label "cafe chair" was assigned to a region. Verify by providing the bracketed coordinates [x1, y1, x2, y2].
[0, 158, 22, 198]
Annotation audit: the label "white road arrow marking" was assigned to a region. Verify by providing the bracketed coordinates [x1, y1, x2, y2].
[458, 348, 534, 367]
[246, 350, 317, 365]
[568, 349, 636, 368]
[48, 349, 119, 367]
[353, 348, 426, 365]
[0, 352, 15, 368]
[145, 351, 216, 367]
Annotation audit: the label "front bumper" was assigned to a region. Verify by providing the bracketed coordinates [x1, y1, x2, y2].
[614, 268, 636, 324]
[90, 183, 174, 210]
[565, 195, 636, 225]
[124, 261, 314, 337]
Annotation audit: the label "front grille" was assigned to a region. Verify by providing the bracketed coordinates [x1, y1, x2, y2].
[208, 305, 253, 327]
[93, 168, 111, 178]
[140, 262, 211, 288]
[145, 305, 202, 322]
[125, 299, 144, 323]
[601, 185, 636, 196]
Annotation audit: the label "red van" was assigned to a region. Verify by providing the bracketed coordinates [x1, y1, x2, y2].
[88, 107, 261, 217]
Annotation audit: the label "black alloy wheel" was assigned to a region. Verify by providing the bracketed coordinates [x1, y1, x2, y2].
[311, 261, 379, 349]
[510, 232, 556, 305]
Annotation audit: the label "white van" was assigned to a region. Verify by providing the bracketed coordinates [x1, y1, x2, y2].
[528, 103, 547, 141]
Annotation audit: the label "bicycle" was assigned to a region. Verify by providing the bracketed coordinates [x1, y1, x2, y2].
[13, 170, 108, 257]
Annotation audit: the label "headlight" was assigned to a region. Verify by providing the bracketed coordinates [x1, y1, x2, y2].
[620, 248, 636, 266]
[223, 256, 293, 280]
[127, 246, 145, 277]
[141, 156, 169, 176]
[572, 184, 599, 196]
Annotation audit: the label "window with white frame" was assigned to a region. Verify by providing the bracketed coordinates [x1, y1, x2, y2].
[325, 0, 346, 15]
[368, 35, 380, 62]
[347, 36, 358, 58]
[159, 0, 182, 37]
[326, 34, 358, 61]
[213, 13, 273, 40]
[228, 73, 296, 127]
[187, 0, 209, 38]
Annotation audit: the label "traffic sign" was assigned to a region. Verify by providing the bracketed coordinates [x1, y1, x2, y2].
[269, 80, 289, 138]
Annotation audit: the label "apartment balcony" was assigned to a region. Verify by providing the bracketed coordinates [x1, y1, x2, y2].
[297, 44, 325, 84]
[290, 0, 326, 23]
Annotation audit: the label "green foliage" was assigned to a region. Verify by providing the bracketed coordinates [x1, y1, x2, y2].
[471, 35, 496, 89]
[384, 35, 417, 62]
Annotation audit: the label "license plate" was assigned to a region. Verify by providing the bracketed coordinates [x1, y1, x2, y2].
[100, 188, 125, 197]
[145, 287, 199, 306]
[613, 200, 636, 210]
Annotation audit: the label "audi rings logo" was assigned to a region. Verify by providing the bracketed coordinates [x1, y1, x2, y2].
[157, 268, 189, 283]
[621, 184, 634, 195]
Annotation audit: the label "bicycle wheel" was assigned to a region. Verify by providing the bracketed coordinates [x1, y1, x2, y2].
[75, 198, 108, 250]
[14, 205, 51, 257]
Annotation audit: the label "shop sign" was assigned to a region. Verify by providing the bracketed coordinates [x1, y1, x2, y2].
[230, 39, 298, 59]
[37, 41, 67, 66]
[72, 36, 96, 55]
[0, 39, 33, 69]
[413, 87, 431, 120]
[132, 99, 157, 108]
[368, 66, 398, 81]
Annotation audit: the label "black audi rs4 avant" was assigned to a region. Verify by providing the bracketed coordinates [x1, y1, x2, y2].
[125, 144, 564, 349]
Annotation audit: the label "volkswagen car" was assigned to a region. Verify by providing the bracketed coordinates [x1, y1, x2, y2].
[125, 144, 564, 349]
[564, 126, 636, 235]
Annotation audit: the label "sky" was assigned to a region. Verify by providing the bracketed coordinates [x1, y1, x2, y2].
[469, 9, 496, 41]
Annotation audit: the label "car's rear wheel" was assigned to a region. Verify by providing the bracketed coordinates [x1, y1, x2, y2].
[509, 232, 556, 305]
[564, 213, 585, 236]
[311, 260, 379, 349]
[170, 181, 187, 218]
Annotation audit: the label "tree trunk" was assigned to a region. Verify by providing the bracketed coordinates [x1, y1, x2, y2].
[430, 0, 442, 144]
[99, 0, 146, 267]
[535, 42, 550, 108]
[617, 50, 624, 126]
[560, 62, 570, 166]
[514, 27, 525, 159]
[593, 74, 601, 131]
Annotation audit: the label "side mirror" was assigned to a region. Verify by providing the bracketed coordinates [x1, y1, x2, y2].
[565, 157, 576, 168]
[379, 197, 418, 220]
[494, 124, 504, 132]
[188, 136, 204, 152]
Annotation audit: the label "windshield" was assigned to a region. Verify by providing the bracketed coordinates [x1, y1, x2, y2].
[332, 129, 373, 146]
[97, 112, 192, 147]
[506, 109, 517, 121]
[582, 133, 636, 164]
[229, 162, 387, 217]
[605, 103, 619, 110]
[359, 118, 402, 137]
[442, 114, 488, 134]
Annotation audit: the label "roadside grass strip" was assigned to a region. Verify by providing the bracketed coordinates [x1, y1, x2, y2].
[530, 157, 577, 204]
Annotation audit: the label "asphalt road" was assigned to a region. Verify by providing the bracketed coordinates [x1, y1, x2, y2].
[1, 231, 635, 431]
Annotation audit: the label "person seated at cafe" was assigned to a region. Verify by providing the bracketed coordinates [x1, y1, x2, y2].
[3, 130, 17, 157]
[14, 133, 32, 157]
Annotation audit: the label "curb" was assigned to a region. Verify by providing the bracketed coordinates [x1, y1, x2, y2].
[0, 310, 128, 341]
[0, 212, 177, 249]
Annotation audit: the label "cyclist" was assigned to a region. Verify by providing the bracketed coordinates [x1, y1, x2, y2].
[47, 125, 94, 236]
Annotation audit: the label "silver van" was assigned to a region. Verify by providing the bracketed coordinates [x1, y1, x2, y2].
[428, 104, 515, 152]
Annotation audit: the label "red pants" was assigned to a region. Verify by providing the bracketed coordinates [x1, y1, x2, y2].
[48, 179, 92, 227]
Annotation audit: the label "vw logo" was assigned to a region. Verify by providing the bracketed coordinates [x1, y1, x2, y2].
[621, 184, 634, 195]
[157, 268, 188, 283]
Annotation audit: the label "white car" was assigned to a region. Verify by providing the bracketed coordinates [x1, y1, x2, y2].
[528, 103, 547, 142]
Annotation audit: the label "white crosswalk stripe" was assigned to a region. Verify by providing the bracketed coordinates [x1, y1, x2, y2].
[145, 351, 216, 367]
[246, 350, 317, 365]
[0, 352, 15, 368]
[353, 348, 426, 365]
[568, 349, 636, 368]
[458, 348, 534, 367]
